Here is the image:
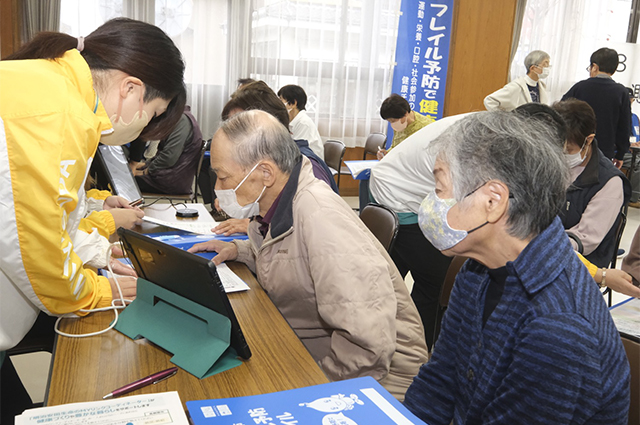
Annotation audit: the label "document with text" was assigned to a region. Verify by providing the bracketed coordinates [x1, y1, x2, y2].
[16, 391, 188, 425]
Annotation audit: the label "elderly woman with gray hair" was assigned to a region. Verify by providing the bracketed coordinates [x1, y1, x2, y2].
[403, 111, 630, 424]
[484, 50, 550, 111]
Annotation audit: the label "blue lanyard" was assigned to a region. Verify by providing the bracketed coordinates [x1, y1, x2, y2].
[93, 94, 99, 114]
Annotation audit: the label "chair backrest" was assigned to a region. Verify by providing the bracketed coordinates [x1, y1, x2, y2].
[622, 335, 640, 425]
[192, 140, 208, 202]
[609, 211, 627, 269]
[363, 133, 386, 160]
[323, 139, 346, 174]
[359, 203, 399, 252]
[433, 255, 468, 347]
[603, 211, 627, 306]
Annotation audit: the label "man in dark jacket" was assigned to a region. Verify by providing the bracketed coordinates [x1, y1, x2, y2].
[562, 48, 631, 168]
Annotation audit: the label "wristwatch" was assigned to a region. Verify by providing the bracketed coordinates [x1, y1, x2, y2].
[599, 269, 607, 288]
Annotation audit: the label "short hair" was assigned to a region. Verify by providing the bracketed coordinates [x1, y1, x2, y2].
[590, 48, 619, 74]
[524, 50, 550, 73]
[277, 85, 308, 110]
[514, 103, 567, 147]
[5, 18, 186, 142]
[380, 94, 411, 120]
[222, 80, 290, 128]
[429, 111, 570, 239]
[552, 99, 597, 147]
[219, 110, 301, 174]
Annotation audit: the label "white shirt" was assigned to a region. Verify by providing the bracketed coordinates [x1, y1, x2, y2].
[290, 110, 324, 159]
[370, 114, 471, 214]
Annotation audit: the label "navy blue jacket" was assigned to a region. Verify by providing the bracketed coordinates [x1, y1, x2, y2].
[562, 77, 631, 160]
[404, 217, 630, 424]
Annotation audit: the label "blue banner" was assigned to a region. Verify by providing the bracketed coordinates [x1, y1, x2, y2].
[388, 0, 454, 147]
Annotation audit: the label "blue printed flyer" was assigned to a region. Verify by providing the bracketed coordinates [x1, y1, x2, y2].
[186, 376, 426, 425]
[149, 232, 248, 261]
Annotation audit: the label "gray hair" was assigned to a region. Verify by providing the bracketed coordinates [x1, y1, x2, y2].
[524, 50, 550, 73]
[219, 110, 301, 174]
[429, 111, 570, 239]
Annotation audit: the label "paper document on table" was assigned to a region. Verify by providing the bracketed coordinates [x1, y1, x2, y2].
[143, 215, 218, 235]
[15, 391, 188, 425]
[344, 160, 378, 180]
[610, 297, 640, 339]
[186, 376, 423, 425]
[217, 262, 250, 293]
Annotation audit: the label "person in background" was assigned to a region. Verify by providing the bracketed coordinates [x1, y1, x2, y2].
[623, 87, 640, 207]
[553, 99, 630, 268]
[190, 110, 428, 401]
[0, 17, 185, 421]
[562, 48, 631, 168]
[515, 103, 639, 297]
[277, 84, 324, 159]
[369, 113, 470, 350]
[213, 81, 338, 236]
[404, 111, 630, 424]
[132, 106, 203, 195]
[377, 94, 432, 159]
[484, 50, 550, 111]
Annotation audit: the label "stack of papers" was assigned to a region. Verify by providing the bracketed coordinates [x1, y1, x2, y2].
[16, 391, 188, 425]
[344, 160, 379, 180]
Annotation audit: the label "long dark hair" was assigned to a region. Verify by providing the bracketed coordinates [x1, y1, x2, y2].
[5, 18, 186, 141]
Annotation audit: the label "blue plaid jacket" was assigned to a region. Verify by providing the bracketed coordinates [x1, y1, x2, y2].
[405, 217, 630, 424]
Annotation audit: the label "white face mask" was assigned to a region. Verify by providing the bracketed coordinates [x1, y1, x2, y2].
[100, 91, 150, 146]
[538, 66, 550, 79]
[564, 138, 589, 169]
[390, 119, 408, 132]
[215, 162, 266, 219]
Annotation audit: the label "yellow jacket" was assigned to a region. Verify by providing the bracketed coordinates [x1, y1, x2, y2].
[75, 189, 117, 269]
[0, 49, 113, 350]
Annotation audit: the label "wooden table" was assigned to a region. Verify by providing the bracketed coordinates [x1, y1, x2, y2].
[45, 204, 328, 407]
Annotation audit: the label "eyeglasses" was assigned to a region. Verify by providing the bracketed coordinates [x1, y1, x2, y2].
[586, 64, 593, 72]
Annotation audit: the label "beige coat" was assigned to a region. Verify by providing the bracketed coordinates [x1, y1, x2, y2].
[234, 158, 428, 400]
[484, 76, 548, 111]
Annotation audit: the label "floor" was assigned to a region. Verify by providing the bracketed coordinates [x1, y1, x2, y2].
[11, 197, 640, 405]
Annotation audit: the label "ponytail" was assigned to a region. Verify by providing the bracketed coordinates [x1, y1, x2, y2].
[3, 32, 78, 60]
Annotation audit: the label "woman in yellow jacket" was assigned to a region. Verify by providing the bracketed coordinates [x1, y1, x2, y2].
[0, 18, 186, 353]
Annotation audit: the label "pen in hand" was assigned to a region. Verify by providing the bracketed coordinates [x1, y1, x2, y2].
[103, 366, 178, 399]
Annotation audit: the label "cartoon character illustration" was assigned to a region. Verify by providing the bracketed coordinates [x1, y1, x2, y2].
[322, 412, 358, 425]
[299, 393, 364, 413]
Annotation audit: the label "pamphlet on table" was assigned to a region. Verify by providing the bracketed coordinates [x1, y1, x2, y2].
[15, 391, 189, 425]
[344, 160, 379, 180]
[186, 376, 426, 424]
